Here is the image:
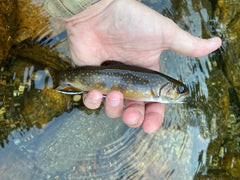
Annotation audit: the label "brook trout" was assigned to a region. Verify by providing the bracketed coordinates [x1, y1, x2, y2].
[50, 61, 189, 103]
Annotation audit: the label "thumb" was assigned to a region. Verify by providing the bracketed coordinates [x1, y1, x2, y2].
[164, 20, 222, 57]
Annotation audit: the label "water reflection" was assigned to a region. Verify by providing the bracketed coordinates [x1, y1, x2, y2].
[0, 0, 240, 179]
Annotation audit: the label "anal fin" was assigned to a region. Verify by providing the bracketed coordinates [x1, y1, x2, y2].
[56, 85, 84, 95]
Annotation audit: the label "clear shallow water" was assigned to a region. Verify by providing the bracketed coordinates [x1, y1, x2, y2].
[0, 0, 239, 179]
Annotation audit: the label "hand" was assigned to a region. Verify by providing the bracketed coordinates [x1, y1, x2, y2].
[63, 0, 222, 133]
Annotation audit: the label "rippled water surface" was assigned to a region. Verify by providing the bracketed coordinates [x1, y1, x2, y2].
[0, 0, 239, 179]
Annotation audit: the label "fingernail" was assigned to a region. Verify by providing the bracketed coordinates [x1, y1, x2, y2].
[109, 99, 120, 107]
[208, 37, 219, 41]
[85, 96, 99, 104]
[126, 118, 138, 125]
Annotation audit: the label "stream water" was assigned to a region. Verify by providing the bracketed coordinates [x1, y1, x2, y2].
[0, 0, 239, 179]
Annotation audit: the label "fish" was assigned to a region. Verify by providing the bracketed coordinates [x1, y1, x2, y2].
[49, 60, 189, 103]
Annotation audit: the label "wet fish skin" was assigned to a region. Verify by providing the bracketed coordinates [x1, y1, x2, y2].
[51, 61, 189, 103]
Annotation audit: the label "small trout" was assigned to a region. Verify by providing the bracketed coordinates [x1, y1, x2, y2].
[50, 61, 189, 103]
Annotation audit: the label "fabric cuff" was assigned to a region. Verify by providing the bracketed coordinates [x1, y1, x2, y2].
[44, 0, 100, 18]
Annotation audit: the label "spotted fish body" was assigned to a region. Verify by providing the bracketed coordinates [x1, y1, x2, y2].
[52, 61, 189, 103]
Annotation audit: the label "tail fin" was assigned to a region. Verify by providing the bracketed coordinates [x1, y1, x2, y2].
[46, 67, 60, 89]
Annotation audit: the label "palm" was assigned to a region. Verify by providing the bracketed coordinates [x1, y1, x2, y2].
[63, 0, 221, 133]
[64, 0, 176, 70]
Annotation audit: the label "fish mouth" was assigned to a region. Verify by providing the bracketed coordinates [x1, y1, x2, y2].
[174, 95, 189, 103]
[181, 96, 191, 103]
[181, 97, 188, 103]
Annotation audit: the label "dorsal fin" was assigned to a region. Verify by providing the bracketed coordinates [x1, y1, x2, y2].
[101, 60, 127, 67]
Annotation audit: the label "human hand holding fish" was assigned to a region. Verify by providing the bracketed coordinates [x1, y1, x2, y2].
[59, 0, 222, 133]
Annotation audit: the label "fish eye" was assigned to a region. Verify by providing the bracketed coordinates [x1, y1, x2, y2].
[177, 85, 186, 93]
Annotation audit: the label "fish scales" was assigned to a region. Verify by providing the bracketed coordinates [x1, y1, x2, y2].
[52, 61, 189, 103]
[60, 69, 157, 99]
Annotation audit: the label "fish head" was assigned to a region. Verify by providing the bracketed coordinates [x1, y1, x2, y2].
[153, 82, 189, 103]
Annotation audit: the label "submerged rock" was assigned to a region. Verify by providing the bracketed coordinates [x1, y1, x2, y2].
[0, 56, 72, 147]
[0, 0, 17, 63]
[221, 152, 240, 178]
[214, 0, 240, 102]
[15, 0, 51, 43]
[22, 89, 72, 126]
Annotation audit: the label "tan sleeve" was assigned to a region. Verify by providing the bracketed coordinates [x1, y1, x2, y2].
[44, 0, 100, 19]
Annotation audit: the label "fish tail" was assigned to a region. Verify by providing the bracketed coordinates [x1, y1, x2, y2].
[46, 67, 60, 89]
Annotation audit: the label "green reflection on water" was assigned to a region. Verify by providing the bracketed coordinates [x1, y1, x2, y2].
[0, 0, 239, 179]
